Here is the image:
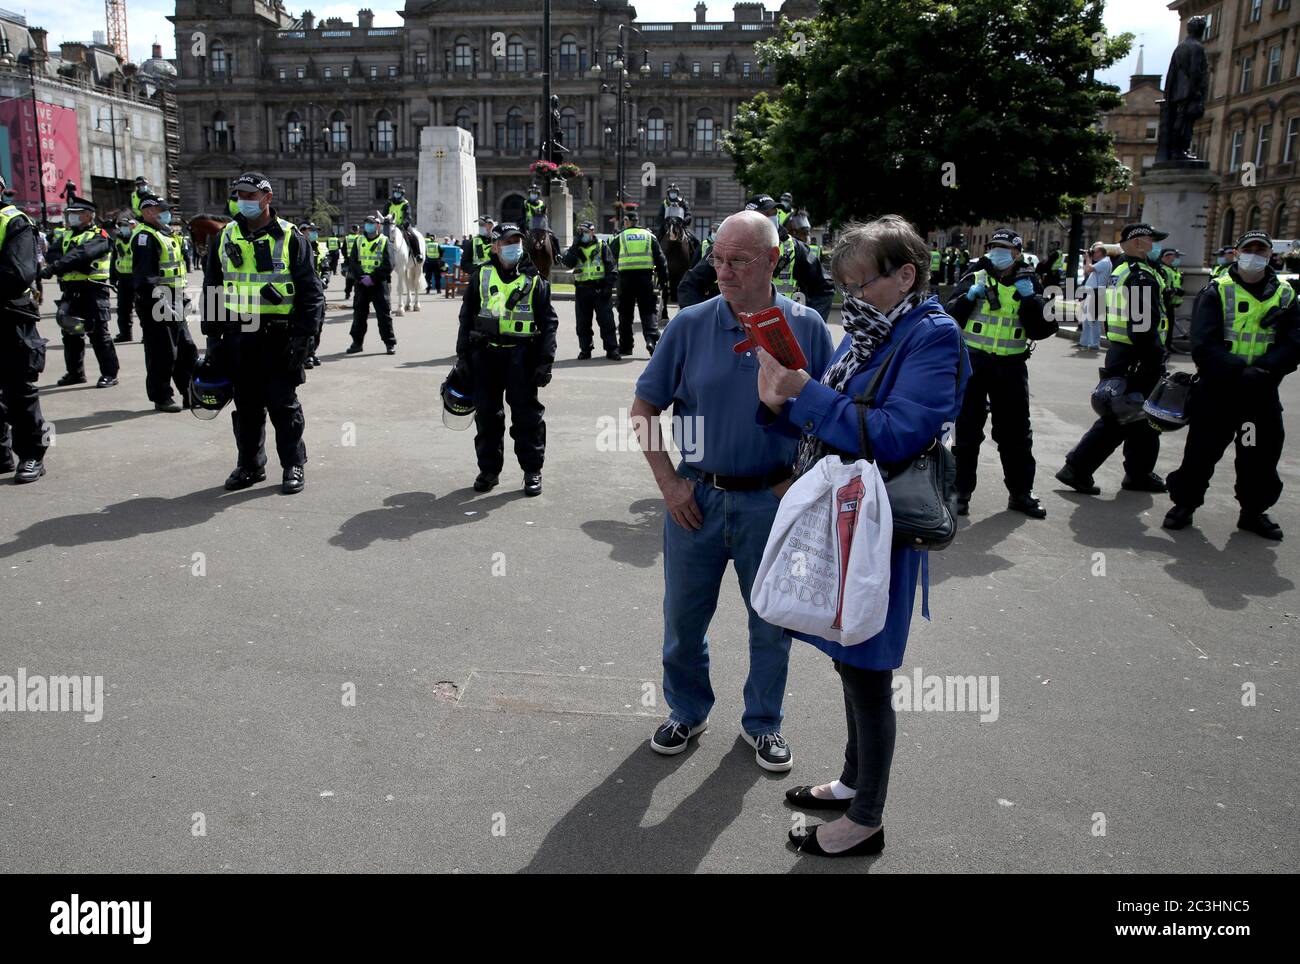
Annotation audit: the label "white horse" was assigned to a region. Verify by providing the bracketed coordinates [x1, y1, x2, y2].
[385, 217, 424, 315]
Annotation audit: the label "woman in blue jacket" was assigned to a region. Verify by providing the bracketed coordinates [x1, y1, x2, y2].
[757, 215, 968, 857]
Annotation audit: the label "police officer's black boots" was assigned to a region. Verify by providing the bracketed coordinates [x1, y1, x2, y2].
[1238, 512, 1283, 541]
[13, 459, 44, 484]
[346, 342, 363, 354]
[1121, 472, 1167, 493]
[0, 449, 13, 474]
[1007, 492, 1047, 518]
[56, 372, 87, 387]
[225, 466, 266, 491]
[282, 465, 305, 495]
[955, 492, 971, 516]
[1055, 463, 1101, 495]
[1162, 505, 1195, 530]
[473, 471, 498, 493]
[524, 472, 542, 497]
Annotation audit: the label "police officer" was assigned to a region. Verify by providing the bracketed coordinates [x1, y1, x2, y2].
[342, 223, 361, 302]
[326, 231, 341, 275]
[456, 222, 559, 496]
[661, 183, 691, 227]
[133, 196, 198, 411]
[1211, 246, 1236, 279]
[608, 209, 669, 357]
[130, 176, 151, 218]
[299, 221, 329, 367]
[424, 233, 442, 293]
[1157, 247, 1185, 350]
[776, 191, 794, 228]
[0, 175, 49, 484]
[1036, 242, 1066, 290]
[1164, 230, 1300, 539]
[346, 214, 396, 355]
[929, 241, 943, 288]
[560, 220, 619, 360]
[203, 172, 323, 494]
[946, 228, 1057, 518]
[110, 215, 137, 342]
[678, 195, 833, 322]
[39, 196, 120, 388]
[386, 183, 421, 262]
[472, 217, 495, 269]
[1056, 223, 1171, 495]
[523, 184, 546, 224]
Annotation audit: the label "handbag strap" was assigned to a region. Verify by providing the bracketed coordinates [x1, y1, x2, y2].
[852, 337, 966, 463]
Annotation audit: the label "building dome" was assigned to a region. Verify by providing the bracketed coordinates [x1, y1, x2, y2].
[138, 43, 176, 84]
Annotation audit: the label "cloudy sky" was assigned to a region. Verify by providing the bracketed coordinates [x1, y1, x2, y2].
[35, 0, 1179, 91]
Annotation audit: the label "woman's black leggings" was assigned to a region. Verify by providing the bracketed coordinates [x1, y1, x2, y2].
[834, 660, 896, 827]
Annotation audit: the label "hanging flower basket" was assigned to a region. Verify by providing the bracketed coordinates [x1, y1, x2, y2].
[557, 162, 583, 180]
[529, 159, 559, 179]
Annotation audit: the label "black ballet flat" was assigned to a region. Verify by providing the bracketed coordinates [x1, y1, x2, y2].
[789, 824, 884, 857]
[784, 785, 852, 811]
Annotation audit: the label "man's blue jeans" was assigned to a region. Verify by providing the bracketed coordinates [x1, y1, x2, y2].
[661, 470, 791, 737]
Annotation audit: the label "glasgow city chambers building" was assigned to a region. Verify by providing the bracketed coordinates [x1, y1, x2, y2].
[168, 0, 817, 235]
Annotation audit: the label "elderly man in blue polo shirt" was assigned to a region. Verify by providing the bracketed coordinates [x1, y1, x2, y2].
[631, 209, 835, 771]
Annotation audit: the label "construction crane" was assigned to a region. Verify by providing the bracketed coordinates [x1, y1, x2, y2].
[105, 0, 129, 61]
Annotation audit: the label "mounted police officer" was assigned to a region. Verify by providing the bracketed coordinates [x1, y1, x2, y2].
[1056, 223, 1171, 496]
[346, 214, 396, 355]
[946, 228, 1057, 518]
[1164, 230, 1300, 539]
[677, 194, 833, 322]
[609, 208, 669, 357]
[776, 191, 794, 229]
[130, 176, 152, 218]
[386, 183, 421, 263]
[524, 184, 546, 224]
[560, 220, 619, 360]
[456, 222, 559, 496]
[39, 196, 120, 388]
[202, 171, 323, 494]
[660, 183, 691, 228]
[110, 214, 137, 342]
[0, 174, 49, 483]
[133, 196, 197, 411]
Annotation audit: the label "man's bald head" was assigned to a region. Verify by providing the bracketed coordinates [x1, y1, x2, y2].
[717, 210, 779, 253]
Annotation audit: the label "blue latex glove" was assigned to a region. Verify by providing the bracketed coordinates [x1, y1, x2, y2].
[965, 282, 986, 301]
[1014, 277, 1035, 297]
[360, 275, 374, 287]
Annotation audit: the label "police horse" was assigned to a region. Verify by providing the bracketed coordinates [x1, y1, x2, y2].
[657, 203, 697, 318]
[384, 216, 424, 315]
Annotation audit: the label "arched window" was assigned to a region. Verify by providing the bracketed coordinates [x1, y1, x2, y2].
[1274, 197, 1290, 238]
[285, 111, 302, 152]
[560, 107, 578, 151]
[375, 109, 394, 153]
[1247, 204, 1262, 230]
[212, 110, 230, 150]
[454, 37, 473, 72]
[455, 107, 473, 131]
[693, 110, 715, 153]
[210, 42, 228, 78]
[559, 35, 578, 73]
[505, 107, 525, 150]
[1220, 207, 1236, 247]
[506, 36, 525, 72]
[330, 110, 349, 152]
[646, 108, 666, 151]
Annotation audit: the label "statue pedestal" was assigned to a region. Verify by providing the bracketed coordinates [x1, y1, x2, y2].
[551, 180, 573, 249]
[1140, 164, 1219, 318]
[417, 127, 478, 240]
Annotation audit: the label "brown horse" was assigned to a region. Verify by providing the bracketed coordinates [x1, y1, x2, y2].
[187, 214, 232, 258]
[658, 217, 697, 312]
[524, 227, 561, 280]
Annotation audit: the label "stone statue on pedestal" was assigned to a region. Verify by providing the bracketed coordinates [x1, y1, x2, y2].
[1156, 16, 1208, 164]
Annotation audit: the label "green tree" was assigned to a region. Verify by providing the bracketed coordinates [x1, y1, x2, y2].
[723, 0, 1132, 232]
[307, 196, 341, 232]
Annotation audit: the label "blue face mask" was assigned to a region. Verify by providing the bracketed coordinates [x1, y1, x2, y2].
[237, 199, 263, 219]
[393, 192, 403, 200]
[1148, 243, 1163, 261]
[987, 248, 1014, 270]
[118, 225, 132, 237]
[364, 224, 377, 237]
[158, 211, 172, 226]
[308, 232, 319, 242]
[500, 243, 523, 263]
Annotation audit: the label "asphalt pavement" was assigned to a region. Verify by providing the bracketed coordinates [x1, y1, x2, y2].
[1, 282, 1295, 873]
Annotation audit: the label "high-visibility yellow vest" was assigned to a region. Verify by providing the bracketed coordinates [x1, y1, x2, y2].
[1167, 266, 1183, 306]
[616, 228, 653, 271]
[311, 240, 328, 270]
[1105, 260, 1167, 344]
[358, 236, 387, 274]
[1051, 252, 1066, 273]
[345, 233, 360, 258]
[425, 236, 440, 258]
[1211, 263, 1231, 279]
[809, 243, 822, 261]
[572, 242, 606, 283]
[1217, 278, 1294, 364]
[59, 228, 111, 283]
[700, 238, 713, 260]
[479, 265, 537, 341]
[930, 249, 942, 272]
[524, 198, 544, 221]
[777, 208, 791, 227]
[962, 269, 1028, 356]
[0, 203, 33, 254]
[326, 236, 340, 252]
[472, 235, 491, 266]
[135, 222, 187, 289]
[228, 196, 240, 219]
[773, 236, 798, 296]
[131, 191, 148, 217]
[387, 200, 408, 223]
[217, 217, 298, 321]
[113, 237, 134, 274]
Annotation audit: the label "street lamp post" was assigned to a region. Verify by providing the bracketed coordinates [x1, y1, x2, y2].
[95, 105, 130, 210]
[297, 102, 329, 220]
[590, 25, 650, 217]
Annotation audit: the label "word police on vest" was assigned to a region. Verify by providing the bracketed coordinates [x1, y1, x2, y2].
[0, 669, 104, 723]
[50, 895, 151, 944]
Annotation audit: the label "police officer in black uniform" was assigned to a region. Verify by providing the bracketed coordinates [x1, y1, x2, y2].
[946, 228, 1057, 518]
[39, 196, 120, 388]
[110, 215, 137, 342]
[0, 174, 49, 483]
[559, 220, 619, 359]
[1164, 229, 1300, 539]
[133, 196, 198, 412]
[677, 195, 833, 321]
[456, 222, 559, 496]
[202, 172, 324, 494]
[608, 209, 670, 357]
[1056, 223, 1171, 495]
[346, 214, 396, 355]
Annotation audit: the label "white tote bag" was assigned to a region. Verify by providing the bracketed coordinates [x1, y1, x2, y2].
[750, 456, 892, 645]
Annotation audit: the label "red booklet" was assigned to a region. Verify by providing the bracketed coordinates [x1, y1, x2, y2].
[732, 306, 809, 371]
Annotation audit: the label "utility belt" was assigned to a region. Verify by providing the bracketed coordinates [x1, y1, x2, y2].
[679, 463, 792, 492]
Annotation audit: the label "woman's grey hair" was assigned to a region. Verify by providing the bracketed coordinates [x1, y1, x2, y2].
[829, 215, 930, 293]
